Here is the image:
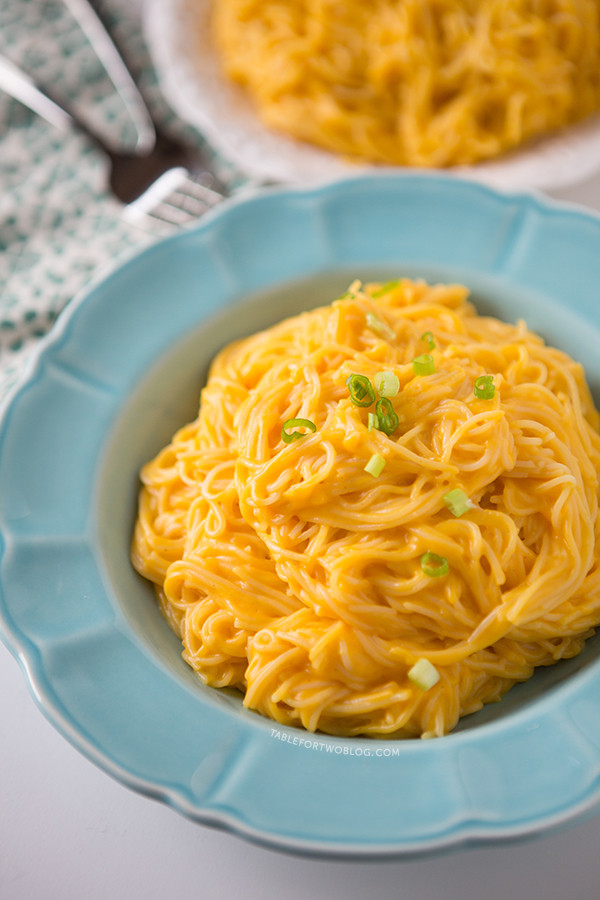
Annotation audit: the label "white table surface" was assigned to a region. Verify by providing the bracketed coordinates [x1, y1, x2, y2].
[4, 16, 600, 891]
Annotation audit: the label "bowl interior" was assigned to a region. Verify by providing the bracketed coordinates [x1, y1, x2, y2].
[95, 264, 600, 736]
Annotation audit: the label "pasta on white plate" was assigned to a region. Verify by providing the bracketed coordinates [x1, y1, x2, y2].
[132, 279, 600, 737]
[211, 0, 600, 168]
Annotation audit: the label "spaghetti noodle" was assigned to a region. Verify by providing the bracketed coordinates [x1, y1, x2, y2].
[132, 279, 600, 737]
[211, 0, 600, 168]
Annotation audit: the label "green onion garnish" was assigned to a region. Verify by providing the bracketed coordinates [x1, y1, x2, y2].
[420, 551, 449, 578]
[366, 312, 395, 341]
[367, 412, 378, 431]
[374, 370, 400, 398]
[346, 373, 376, 407]
[443, 488, 473, 517]
[364, 453, 386, 477]
[412, 354, 435, 376]
[374, 397, 399, 436]
[371, 280, 400, 298]
[281, 418, 317, 443]
[408, 658, 440, 691]
[474, 375, 495, 399]
[421, 331, 435, 350]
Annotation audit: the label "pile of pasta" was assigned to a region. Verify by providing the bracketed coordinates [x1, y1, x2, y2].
[211, 0, 600, 168]
[132, 279, 600, 737]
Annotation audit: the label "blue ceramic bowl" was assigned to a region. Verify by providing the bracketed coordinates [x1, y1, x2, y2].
[2, 174, 600, 858]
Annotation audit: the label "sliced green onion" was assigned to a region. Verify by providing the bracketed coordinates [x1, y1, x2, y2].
[412, 353, 435, 376]
[364, 453, 386, 477]
[443, 488, 473, 517]
[420, 551, 449, 578]
[408, 658, 440, 691]
[421, 331, 435, 350]
[371, 280, 400, 298]
[366, 312, 395, 341]
[367, 412, 379, 431]
[474, 374, 495, 399]
[374, 370, 400, 398]
[281, 418, 317, 443]
[346, 373, 376, 407]
[368, 403, 399, 436]
[374, 398, 399, 436]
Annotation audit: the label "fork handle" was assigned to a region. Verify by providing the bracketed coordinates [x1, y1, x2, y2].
[62, 0, 156, 154]
[0, 54, 72, 130]
[0, 53, 109, 151]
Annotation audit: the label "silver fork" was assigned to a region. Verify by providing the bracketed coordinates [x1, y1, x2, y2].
[0, 41, 228, 232]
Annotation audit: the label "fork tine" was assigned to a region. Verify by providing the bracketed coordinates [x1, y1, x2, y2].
[170, 177, 225, 211]
[122, 170, 225, 230]
[175, 175, 225, 204]
[147, 205, 200, 228]
[147, 185, 224, 227]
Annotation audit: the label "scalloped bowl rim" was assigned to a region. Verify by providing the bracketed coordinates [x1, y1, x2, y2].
[1, 174, 600, 858]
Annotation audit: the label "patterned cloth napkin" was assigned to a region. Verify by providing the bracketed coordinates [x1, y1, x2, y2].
[0, 0, 231, 398]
